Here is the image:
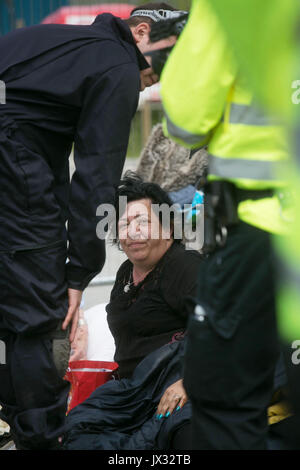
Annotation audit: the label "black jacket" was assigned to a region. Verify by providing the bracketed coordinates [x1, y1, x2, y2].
[63, 340, 192, 450]
[0, 14, 148, 290]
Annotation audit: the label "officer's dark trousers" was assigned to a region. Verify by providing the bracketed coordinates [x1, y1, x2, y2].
[184, 221, 280, 449]
[0, 117, 70, 449]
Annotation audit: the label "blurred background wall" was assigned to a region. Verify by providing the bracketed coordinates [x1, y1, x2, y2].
[0, 0, 67, 33]
[0, 0, 189, 35]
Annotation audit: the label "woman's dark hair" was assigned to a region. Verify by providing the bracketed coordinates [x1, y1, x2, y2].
[113, 171, 182, 245]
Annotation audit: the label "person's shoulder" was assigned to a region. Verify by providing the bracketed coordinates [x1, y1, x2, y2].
[69, 16, 138, 77]
[89, 14, 138, 65]
[79, 39, 134, 74]
[163, 242, 202, 274]
[159, 243, 201, 297]
[169, 242, 203, 262]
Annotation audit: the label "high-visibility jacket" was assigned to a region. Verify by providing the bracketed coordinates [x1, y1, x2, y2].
[160, 0, 291, 235]
[203, 0, 300, 344]
[275, 165, 300, 342]
[207, 0, 298, 120]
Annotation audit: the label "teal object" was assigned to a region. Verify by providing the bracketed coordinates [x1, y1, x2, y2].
[187, 190, 204, 221]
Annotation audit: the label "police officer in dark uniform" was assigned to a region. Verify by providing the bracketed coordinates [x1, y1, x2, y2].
[0, 4, 179, 449]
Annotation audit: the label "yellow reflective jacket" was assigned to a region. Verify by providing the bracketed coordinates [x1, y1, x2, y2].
[160, 0, 290, 235]
[195, 0, 300, 343]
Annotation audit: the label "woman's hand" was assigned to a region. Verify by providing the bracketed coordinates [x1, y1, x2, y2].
[156, 379, 188, 419]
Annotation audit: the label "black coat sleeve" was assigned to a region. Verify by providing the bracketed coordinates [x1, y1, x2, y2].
[66, 62, 140, 290]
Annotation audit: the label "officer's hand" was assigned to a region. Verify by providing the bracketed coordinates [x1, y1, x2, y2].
[156, 379, 188, 419]
[62, 288, 83, 342]
[69, 309, 88, 361]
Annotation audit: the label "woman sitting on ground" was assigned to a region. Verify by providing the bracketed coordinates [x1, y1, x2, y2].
[63, 173, 202, 450]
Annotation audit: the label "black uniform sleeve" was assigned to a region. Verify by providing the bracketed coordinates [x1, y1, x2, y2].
[160, 245, 202, 318]
[66, 62, 140, 290]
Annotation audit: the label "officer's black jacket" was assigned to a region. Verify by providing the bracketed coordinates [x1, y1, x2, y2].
[0, 14, 148, 290]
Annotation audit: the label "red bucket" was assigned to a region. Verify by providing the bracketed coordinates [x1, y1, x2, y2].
[64, 360, 118, 413]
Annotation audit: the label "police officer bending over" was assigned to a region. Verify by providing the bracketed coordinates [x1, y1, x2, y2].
[0, 3, 182, 450]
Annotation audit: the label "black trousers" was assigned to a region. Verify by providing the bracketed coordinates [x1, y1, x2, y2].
[0, 244, 70, 450]
[184, 221, 280, 449]
[0, 118, 70, 449]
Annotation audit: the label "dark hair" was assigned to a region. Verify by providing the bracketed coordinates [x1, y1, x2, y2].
[113, 171, 182, 245]
[124, 3, 177, 27]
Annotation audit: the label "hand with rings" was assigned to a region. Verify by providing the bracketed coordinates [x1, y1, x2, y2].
[156, 379, 188, 420]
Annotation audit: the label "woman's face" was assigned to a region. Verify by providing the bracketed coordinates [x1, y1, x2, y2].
[118, 198, 173, 268]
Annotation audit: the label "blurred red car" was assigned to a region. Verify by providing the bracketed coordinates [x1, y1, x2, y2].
[42, 3, 135, 25]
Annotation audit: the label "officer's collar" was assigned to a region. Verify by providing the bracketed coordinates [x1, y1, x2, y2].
[92, 13, 149, 70]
